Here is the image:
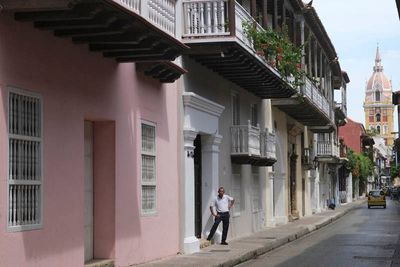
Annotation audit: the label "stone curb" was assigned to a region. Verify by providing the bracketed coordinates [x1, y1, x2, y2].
[214, 201, 365, 267]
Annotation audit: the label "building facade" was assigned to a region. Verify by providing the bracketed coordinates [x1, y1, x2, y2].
[0, 1, 187, 266]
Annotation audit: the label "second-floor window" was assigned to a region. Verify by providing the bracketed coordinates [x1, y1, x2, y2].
[232, 93, 240, 125]
[250, 104, 258, 127]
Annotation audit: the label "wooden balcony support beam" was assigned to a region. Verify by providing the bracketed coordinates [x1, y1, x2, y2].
[1, 0, 71, 11]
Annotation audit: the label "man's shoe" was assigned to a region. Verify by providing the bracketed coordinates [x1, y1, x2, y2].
[221, 242, 228, 245]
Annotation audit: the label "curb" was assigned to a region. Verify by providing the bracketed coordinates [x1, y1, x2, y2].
[216, 201, 364, 267]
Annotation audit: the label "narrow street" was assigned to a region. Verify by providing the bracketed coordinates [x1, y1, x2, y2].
[237, 199, 400, 267]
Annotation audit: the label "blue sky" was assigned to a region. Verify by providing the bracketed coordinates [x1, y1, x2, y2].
[313, 0, 400, 131]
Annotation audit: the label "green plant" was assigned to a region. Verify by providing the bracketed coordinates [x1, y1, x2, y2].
[242, 21, 306, 88]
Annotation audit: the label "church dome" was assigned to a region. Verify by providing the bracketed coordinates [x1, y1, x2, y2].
[365, 46, 392, 103]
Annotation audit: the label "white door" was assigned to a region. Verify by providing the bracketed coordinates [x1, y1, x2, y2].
[84, 121, 94, 262]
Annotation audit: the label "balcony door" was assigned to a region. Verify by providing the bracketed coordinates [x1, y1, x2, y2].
[194, 134, 202, 238]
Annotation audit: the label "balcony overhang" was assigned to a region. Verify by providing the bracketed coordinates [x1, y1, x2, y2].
[13, 0, 189, 65]
[231, 155, 276, 167]
[271, 96, 331, 126]
[316, 155, 340, 164]
[309, 125, 335, 133]
[138, 61, 187, 83]
[184, 41, 298, 99]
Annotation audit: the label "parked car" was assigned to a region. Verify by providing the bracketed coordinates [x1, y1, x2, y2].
[368, 190, 386, 209]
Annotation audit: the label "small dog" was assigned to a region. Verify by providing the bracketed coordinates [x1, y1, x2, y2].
[328, 203, 336, 210]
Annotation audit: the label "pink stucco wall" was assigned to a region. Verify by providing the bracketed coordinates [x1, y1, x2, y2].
[0, 12, 180, 267]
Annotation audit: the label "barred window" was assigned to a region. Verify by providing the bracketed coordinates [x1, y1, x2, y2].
[8, 89, 42, 231]
[141, 122, 156, 214]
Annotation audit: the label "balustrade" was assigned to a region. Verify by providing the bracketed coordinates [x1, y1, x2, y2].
[230, 121, 260, 156]
[302, 77, 333, 122]
[317, 141, 340, 158]
[118, 0, 176, 36]
[182, 0, 262, 51]
[260, 129, 276, 160]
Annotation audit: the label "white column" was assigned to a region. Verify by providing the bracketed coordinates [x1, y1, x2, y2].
[347, 172, 353, 203]
[315, 165, 321, 213]
[202, 134, 222, 239]
[309, 174, 316, 212]
[274, 172, 288, 225]
[183, 128, 200, 254]
[266, 171, 276, 227]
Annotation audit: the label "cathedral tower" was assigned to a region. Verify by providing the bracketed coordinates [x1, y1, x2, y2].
[364, 46, 394, 145]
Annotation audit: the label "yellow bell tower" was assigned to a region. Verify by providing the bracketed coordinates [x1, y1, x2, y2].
[364, 46, 394, 145]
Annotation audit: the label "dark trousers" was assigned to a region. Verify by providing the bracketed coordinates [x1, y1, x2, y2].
[207, 212, 230, 242]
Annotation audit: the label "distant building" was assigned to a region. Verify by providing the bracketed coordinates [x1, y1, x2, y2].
[339, 118, 367, 153]
[363, 46, 395, 145]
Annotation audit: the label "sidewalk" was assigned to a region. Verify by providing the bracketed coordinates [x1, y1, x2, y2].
[133, 199, 366, 267]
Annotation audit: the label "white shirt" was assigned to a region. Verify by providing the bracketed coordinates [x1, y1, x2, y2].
[211, 194, 234, 213]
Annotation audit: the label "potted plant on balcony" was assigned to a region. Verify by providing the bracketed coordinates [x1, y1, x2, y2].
[243, 21, 306, 89]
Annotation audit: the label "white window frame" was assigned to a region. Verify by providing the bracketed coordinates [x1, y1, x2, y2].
[140, 120, 157, 215]
[7, 86, 43, 232]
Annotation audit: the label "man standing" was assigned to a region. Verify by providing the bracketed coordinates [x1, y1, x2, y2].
[207, 186, 235, 245]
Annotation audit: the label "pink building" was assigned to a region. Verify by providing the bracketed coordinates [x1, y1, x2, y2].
[0, 1, 186, 266]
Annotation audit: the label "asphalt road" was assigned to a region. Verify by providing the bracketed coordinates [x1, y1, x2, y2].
[236, 199, 400, 267]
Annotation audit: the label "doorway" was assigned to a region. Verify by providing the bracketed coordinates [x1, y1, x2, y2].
[194, 134, 202, 238]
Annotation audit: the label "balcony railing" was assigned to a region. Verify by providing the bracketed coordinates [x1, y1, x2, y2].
[316, 141, 339, 158]
[261, 129, 276, 161]
[183, 0, 264, 54]
[302, 77, 333, 122]
[230, 121, 276, 165]
[231, 122, 261, 157]
[118, 0, 176, 36]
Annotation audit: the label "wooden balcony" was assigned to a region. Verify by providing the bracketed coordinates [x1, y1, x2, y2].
[10, 0, 188, 82]
[316, 141, 340, 163]
[230, 122, 276, 166]
[181, 0, 297, 99]
[272, 76, 335, 131]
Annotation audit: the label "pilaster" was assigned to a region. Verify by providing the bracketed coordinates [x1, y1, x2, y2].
[182, 128, 199, 254]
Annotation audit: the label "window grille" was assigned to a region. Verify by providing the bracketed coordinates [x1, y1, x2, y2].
[141, 122, 156, 214]
[8, 89, 42, 231]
